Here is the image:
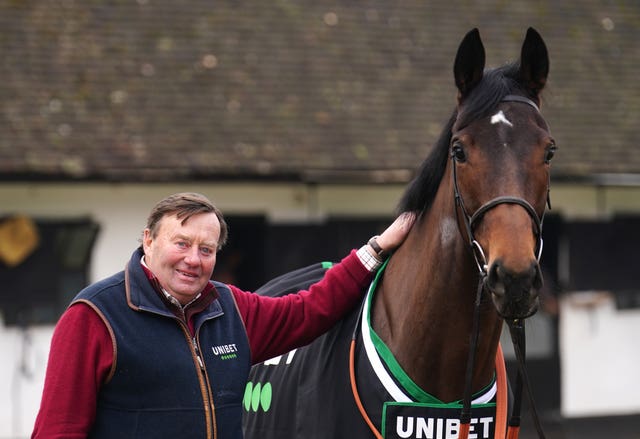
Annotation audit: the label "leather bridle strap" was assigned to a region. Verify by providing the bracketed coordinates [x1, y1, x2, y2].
[471, 196, 544, 263]
[507, 320, 547, 439]
[458, 274, 486, 438]
[501, 94, 540, 112]
[451, 161, 546, 272]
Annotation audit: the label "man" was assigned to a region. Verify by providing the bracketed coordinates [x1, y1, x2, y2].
[32, 192, 414, 438]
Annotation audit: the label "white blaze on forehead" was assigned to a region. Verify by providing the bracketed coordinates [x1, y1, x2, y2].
[491, 110, 513, 127]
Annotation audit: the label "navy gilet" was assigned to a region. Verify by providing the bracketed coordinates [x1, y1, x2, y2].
[73, 248, 251, 439]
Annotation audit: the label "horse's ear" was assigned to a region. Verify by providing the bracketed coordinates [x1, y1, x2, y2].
[518, 27, 549, 96]
[454, 28, 486, 100]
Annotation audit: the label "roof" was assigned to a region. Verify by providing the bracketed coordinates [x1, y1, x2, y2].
[0, 1, 638, 184]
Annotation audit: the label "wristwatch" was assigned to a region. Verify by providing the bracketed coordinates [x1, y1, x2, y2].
[367, 235, 387, 260]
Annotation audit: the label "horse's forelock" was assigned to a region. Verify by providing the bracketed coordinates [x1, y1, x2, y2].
[456, 63, 523, 129]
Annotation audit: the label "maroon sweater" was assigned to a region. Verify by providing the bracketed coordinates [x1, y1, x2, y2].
[32, 250, 371, 439]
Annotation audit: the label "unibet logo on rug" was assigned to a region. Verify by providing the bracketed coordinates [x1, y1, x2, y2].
[383, 403, 495, 439]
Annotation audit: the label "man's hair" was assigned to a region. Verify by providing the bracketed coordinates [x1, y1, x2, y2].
[144, 192, 228, 250]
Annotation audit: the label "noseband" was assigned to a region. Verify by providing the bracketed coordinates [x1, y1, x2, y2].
[451, 94, 550, 275]
[453, 95, 549, 439]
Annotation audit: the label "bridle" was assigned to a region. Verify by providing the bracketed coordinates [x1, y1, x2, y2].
[453, 94, 550, 439]
[451, 94, 550, 274]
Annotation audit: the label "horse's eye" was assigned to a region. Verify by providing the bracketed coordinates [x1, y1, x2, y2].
[451, 142, 467, 162]
[544, 143, 557, 163]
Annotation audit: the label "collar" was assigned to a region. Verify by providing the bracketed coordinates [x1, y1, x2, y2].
[125, 248, 222, 322]
[360, 261, 497, 405]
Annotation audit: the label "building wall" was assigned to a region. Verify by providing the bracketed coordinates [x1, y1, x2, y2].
[1, 182, 639, 437]
[560, 291, 640, 417]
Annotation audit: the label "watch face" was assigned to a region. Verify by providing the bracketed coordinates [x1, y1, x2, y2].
[369, 236, 385, 258]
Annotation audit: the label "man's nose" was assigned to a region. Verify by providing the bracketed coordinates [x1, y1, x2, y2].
[184, 246, 201, 265]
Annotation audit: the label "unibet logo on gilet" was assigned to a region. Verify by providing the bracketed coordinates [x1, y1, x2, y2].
[211, 343, 238, 361]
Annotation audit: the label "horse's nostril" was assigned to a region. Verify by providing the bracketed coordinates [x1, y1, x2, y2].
[487, 263, 506, 296]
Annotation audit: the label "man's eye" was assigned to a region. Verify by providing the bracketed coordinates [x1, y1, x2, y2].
[200, 247, 213, 255]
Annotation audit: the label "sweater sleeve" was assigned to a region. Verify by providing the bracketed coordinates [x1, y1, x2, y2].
[231, 250, 372, 364]
[32, 303, 113, 439]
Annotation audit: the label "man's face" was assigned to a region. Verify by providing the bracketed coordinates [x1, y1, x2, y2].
[143, 212, 220, 304]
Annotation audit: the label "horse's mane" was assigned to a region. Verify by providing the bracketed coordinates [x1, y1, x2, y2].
[397, 62, 528, 214]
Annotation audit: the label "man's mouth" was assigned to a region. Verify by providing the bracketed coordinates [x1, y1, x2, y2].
[177, 269, 198, 278]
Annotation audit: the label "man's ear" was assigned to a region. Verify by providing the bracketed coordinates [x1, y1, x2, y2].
[142, 229, 153, 253]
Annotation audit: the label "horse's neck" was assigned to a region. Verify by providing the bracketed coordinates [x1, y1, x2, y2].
[371, 197, 502, 402]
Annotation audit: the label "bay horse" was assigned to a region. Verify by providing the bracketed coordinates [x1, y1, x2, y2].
[244, 28, 554, 439]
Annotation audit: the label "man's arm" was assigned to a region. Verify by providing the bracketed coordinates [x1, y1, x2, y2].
[32, 303, 113, 439]
[234, 212, 415, 364]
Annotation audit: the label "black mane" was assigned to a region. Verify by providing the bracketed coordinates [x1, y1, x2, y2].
[397, 62, 527, 214]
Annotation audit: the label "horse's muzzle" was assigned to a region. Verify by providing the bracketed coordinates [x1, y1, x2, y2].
[485, 259, 542, 319]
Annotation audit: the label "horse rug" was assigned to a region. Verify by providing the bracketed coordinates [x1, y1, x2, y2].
[243, 263, 501, 439]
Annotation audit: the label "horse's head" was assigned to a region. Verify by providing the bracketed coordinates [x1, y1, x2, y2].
[450, 28, 555, 320]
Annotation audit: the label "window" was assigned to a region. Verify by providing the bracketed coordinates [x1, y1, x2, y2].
[565, 216, 640, 293]
[0, 217, 99, 326]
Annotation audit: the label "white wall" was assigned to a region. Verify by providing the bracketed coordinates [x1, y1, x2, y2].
[0, 325, 52, 439]
[560, 291, 640, 417]
[1, 181, 639, 437]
